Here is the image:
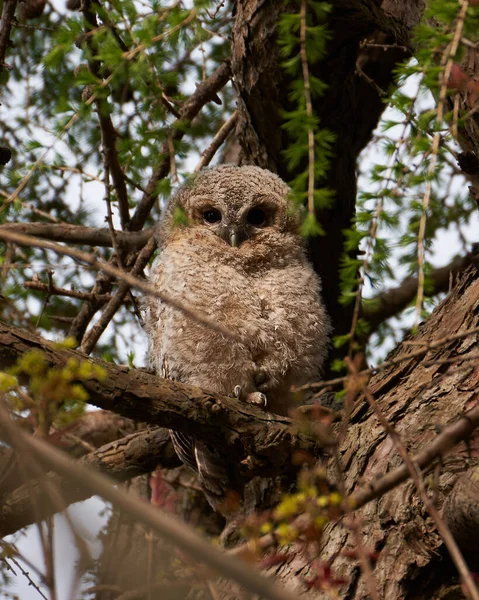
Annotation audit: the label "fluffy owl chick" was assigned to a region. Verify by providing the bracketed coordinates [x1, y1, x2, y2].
[144, 165, 331, 509]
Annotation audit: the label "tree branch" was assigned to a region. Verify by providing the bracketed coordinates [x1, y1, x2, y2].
[0, 322, 323, 479]
[66, 60, 231, 346]
[0, 427, 180, 536]
[362, 249, 479, 334]
[0, 0, 17, 73]
[80, 236, 156, 353]
[0, 417, 299, 600]
[0, 223, 153, 248]
[128, 60, 232, 232]
[82, 0, 130, 228]
[0, 228, 236, 340]
[348, 402, 479, 511]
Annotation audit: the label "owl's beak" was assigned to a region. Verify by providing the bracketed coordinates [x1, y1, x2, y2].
[229, 229, 239, 248]
[225, 227, 248, 247]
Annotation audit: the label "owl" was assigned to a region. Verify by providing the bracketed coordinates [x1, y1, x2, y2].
[144, 165, 331, 510]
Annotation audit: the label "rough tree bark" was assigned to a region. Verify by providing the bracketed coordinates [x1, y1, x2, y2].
[3, 0, 479, 597]
[270, 267, 479, 600]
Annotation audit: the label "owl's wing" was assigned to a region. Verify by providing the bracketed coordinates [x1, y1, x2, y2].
[194, 441, 230, 499]
[169, 433, 230, 509]
[169, 431, 197, 472]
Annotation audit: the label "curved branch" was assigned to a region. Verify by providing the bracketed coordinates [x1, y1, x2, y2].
[0, 417, 298, 600]
[0, 427, 180, 536]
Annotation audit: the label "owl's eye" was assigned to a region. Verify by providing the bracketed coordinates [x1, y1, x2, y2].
[203, 209, 222, 224]
[246, 207, 267, 227]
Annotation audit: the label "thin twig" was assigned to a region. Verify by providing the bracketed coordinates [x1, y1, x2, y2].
[296, 323, 479, 392]
[24, 281, 112, 303]
[415, 0, 469, 326]
[0, 223, 153, 249]
[80, 237, 156, 353]
[348, 402, 479, 510]
[122, 9, 198, 62]
[299, 0, 315, 220]
[0, 228, 239, 341]
[194, 111, 238, 172]
[129, 60, 231, 231]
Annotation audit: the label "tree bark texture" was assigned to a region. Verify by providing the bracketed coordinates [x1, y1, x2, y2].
[272, 267, 479, 599]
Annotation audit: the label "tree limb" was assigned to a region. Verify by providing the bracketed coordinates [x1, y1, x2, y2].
[362, 249, 479, 334]
[0, 321, 324, 478]
[0, 416, 299, 600]
[0, 0, 17, 73]
[0, 427, 180, 536]
[0, 223, 153, 248]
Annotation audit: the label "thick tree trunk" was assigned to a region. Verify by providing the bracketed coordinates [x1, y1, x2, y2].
[272, 267, 479, 598]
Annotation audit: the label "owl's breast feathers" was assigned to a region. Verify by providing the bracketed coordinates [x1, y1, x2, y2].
[147, 230, 330, 414]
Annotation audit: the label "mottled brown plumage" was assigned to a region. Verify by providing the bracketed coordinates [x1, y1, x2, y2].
[144, 165, 330, 509]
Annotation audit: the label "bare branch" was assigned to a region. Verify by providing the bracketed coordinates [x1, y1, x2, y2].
[362, 250, 479, 334]
[80, 236, 156, 353]
[24, 281, 112, 303]
[129, 60, 232, 232]
[0, 222, 153, 248]
[82, 0, 130, 228]
[194, 111, 238, 172]
[0, 228, 238, 340]
[0, 0, 17, 73]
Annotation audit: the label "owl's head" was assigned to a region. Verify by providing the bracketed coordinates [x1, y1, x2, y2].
[162, 165, 300, 250]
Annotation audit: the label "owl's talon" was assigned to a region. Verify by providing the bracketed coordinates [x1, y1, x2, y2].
[233, 385, 242, 399]
[246, 392, 268, 409]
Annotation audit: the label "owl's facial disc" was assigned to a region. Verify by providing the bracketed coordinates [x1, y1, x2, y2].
[196, 201, 275, 248]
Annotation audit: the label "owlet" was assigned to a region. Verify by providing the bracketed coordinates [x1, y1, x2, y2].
[144, 165, 330, 510]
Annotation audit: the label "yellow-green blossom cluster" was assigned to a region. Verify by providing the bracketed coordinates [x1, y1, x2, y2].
[1, 344, 106, 433]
